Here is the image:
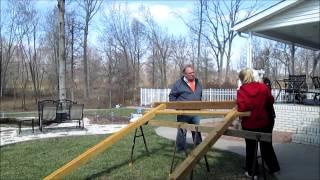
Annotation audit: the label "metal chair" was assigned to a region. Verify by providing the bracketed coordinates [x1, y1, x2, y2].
[311, 76, 320, 101]
[39, 102, 59, 131]
[68, 104, 85, 128]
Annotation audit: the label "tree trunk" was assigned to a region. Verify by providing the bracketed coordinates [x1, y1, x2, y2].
[70, 18, 75, 101]
[83, 21, 89, 99]
[58, 0, 66, 101]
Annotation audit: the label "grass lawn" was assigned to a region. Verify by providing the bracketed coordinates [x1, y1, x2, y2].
[0, 126, 249, 180]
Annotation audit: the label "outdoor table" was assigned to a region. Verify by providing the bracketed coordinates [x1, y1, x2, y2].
[0, 117, 36, 134]
[17, 117, 35, 134]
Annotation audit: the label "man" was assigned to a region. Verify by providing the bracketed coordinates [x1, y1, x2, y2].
[169, 64, 202, 152]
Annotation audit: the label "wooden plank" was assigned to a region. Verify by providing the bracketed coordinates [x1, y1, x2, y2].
[44, 104, 166, 180]
[154, 109, 229, 116]
[152, 101, 236, 110]
[168, 109, 238, 180]
[149, 120, 213, 132]
[149, 120, 270, 142]
[145, 110, 249, 117]
[224, 129, 272, 142]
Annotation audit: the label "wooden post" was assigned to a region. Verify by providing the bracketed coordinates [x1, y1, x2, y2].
[44, 104, 166, 180]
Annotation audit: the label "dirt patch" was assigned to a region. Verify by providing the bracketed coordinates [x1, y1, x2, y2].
[88, 115, 129, 125]
[201, 121, 292, 143]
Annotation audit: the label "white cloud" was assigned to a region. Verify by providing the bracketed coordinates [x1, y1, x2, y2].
[148, 4, 172, 22]
[101, 1, 192, 36]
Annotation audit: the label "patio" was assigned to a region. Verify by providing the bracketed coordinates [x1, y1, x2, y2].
[0, 118, 127, 146]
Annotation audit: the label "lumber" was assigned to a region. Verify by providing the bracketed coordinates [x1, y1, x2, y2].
[148, 120, 213, 132]
[44, 104, 166, 180]
[149, 120, 270, 141]
[152, 101, 236, 110]
[145, 110, 249, 117]
[168, 109, 238, 180]
[154, 109, 229, 116]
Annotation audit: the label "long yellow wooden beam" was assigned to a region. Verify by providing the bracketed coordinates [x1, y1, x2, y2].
[44, 104, 166, 180]
[152, 101, 236, 110]
[154, 109, 228, 116]
[168, 109, 238, 180]
[153, 109, 250, 117]
[149, 119, 271, 142]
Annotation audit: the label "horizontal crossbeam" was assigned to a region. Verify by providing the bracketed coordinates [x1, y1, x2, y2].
[152, 101, 236, 110]
[148, 120, 271, 142]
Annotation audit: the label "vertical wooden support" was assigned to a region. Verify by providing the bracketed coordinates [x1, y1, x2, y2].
[44, 104, 166, 180]
[168, 109, 238, 180]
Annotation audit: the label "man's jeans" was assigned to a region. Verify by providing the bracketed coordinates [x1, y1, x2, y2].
[176, 115, 202, 152]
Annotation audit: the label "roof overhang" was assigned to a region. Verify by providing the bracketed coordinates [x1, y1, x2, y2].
[233, 0, 320, 50]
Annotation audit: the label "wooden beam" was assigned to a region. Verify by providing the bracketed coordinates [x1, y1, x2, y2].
[154, 109, 229, 116]
[145, 110, 249, 117]
[149, 120, 270, 142]
[148, 120, 213, 132]
[168, 109, 238, 180]
[152, 101, 236, 110]
[224, 129, 272, 142]
[44, 104, 166, 180]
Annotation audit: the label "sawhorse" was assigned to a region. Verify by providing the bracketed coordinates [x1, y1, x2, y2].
[129, 113, 149, 165]
[129, 125, 149, 165]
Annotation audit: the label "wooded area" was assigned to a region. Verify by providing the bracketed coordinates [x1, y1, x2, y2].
[0, 0, 319, 110]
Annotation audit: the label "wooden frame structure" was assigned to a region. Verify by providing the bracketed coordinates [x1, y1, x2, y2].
[44, 101, 250, 180]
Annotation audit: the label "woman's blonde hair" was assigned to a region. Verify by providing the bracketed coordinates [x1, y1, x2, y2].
[239, 68, 255, 84]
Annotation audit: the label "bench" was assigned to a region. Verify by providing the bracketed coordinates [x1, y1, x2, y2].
[38, 99, 84, 131]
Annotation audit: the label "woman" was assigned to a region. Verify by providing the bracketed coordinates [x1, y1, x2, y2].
[237, 68, 280, 178]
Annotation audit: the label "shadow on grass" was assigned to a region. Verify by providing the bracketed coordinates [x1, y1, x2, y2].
[86, 141, 176, 179]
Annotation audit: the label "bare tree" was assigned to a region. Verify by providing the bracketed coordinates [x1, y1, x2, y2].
[65, 11, 83, 101]
[77, 0, 102, 99]
[129, 18, 146, 103]
[186, 0, 257, 85]
[0, 0, 28, 97]
[196, 0, 205, 73]
[145, 17, 172, 88]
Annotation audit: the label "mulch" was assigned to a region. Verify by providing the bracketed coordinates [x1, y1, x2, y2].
[88, 115, 129, 125]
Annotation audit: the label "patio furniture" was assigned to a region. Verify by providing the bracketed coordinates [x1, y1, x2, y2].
[0, 117, 35, 134]
[39, 101, 59, 131]
[275, 75, 308, 103]
[68, 104, 85, 129]
[310, 76, 320, 101]
[17, 117, 35, 134]
[38, 99, 84, 131]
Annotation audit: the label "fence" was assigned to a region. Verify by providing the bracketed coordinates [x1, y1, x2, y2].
[140, 88, 286, 106]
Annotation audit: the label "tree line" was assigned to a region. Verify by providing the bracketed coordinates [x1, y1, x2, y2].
[0, 0, 319, 110]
